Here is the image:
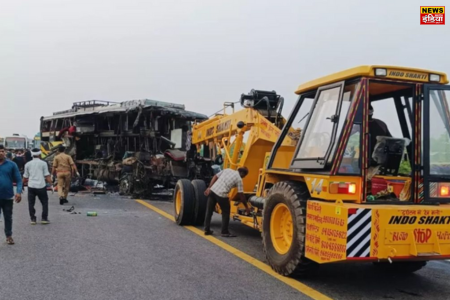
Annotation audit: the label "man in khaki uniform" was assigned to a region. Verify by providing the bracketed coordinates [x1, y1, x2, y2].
[51, 146, 79, 205]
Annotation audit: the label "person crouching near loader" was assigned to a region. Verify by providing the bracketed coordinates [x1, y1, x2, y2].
[23, 148, 53, 224]
[204, 167, 250, 237]
[51, 146, 79, 205]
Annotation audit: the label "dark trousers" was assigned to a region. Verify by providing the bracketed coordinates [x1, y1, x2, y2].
[204, 192, 230, 234]
[0, 199, 13, 237]
[28, 187, 49, 220]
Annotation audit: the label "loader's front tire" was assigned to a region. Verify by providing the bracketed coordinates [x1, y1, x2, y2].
[174, 179, 195, 226]
[262, 181, 317, 277]
[192, 179, 208, 226]
[373, 261, 427, 273]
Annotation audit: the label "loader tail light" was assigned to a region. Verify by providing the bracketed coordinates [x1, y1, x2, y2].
[439, 184, 449, 197]
[348, 208, 358, 215]
[329, 182, 357, 195]
[348, 183, 356, 194]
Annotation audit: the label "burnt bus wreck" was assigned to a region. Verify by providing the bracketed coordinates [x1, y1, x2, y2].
[40, 99, 210, 197]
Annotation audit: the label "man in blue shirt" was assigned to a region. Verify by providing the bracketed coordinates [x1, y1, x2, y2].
[0, 145, 23, 245]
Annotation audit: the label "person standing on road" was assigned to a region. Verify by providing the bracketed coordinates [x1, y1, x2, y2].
[24, 149, 32, 165]
[204, 167, 250, 237]
[51, 146, 79, 205]
[0, 145, 23, 245]
[13, 149, 26, 175]
[23, 148, 52, 225]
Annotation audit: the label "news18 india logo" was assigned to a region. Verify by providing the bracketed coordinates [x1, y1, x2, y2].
[420, 6, 445, 25]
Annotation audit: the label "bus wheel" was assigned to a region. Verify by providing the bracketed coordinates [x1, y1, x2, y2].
[373, 261, 427, 273]
[191, 180, 208, 226]
[119, 174, 133, 196]
[174, 179, 195, 226]
[262, 181, 317, 277]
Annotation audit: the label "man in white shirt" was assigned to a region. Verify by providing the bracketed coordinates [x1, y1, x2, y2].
[204, 167, 250, 237]
[23, 149, 52, 225]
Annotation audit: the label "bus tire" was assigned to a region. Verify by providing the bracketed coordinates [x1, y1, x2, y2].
[262, 181, 317, 277]
[192, 179, 208, 226]
[174, 179, 195, 226]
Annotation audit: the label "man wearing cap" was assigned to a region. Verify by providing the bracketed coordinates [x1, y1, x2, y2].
[23, 148, 52, 224]
[204, 167, 251, 237]
[51, 146, 79, 205]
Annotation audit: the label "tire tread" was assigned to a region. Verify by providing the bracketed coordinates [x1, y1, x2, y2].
[262, 180, 317, 277]
[174, 179, 195, 226]
[192, 179, 208, 226]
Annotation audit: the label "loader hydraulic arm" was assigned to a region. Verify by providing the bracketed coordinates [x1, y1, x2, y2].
[190, 89, 299, 195]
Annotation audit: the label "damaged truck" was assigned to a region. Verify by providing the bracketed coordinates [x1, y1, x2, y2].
[40, 99, 210, 197]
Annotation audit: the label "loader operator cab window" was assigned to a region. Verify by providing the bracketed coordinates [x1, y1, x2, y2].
[339, 103, 394, 175]
[362, 83, 415, 202]
[290, 96, 315, 147]
[429, 90, 450, 176]
[339, 124, 362, 174]
[368, 95, 412, 177]
[295, 85, 341, 159]
[368, 104, 392, 164]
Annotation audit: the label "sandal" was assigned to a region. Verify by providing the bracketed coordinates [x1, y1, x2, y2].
[6, 237, 14, 245]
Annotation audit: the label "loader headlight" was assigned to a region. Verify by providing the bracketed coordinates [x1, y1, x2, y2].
[375, 68, 387, 77]
[430, 74, 441, 82]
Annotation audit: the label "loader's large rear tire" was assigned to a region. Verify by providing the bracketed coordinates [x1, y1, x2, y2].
[174, 179, 195, 226]
[192, 179, 208, 226]
[262, 181, 317, 277]
[373, 261, 427, 273]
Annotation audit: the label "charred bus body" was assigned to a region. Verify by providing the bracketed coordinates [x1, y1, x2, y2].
[40, 99, 210, 197]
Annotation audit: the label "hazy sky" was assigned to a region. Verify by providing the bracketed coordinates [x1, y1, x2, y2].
[1, 0, 449, 138]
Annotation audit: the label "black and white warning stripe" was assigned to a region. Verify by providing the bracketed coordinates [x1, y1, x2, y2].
[346, 209, 372, 258]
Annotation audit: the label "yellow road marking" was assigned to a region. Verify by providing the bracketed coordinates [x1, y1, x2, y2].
[136, 199, 333, 300]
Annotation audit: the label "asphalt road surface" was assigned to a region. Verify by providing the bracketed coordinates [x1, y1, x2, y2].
[0, 192, 449, 300]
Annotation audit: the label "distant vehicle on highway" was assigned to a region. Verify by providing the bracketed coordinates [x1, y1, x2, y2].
[4, 134, 28, 151]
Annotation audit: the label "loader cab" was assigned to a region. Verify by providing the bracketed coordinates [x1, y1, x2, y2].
[268, 66, 450, 204]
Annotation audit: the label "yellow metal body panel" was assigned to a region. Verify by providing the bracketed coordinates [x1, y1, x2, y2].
[295, 65, 448, 94]
[303, 175, 362, 202]
[256, 170, 363, 201]
[305, 201, 347, 263]
[40, 141, 63, 158]
[192, 107, 298, 195]
[304, 201, 450, 264]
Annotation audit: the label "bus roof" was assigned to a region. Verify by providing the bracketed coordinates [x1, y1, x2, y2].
[295, 65, 449, 95]
[42, 99, 207, 121]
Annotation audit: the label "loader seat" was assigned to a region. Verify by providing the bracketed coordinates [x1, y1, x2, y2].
[164, 149, 186, 161]
[195, 156, 212, 162]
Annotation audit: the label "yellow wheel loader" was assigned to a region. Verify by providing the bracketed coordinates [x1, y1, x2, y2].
[176, 66, 450, 276]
